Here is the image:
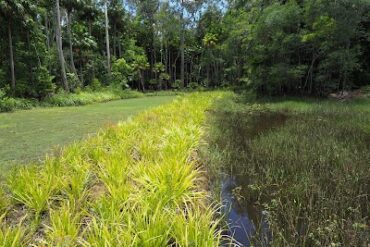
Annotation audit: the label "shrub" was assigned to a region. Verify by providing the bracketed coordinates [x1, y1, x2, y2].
[90, 78, 102, 91]
[44, 89, 143, 107]
[0, 88, 144, 113]
[0, 97, 35, 113]
[34, 66, 55, 99]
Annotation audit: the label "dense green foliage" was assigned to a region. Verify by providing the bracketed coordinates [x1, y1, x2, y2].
[0, 92, 224, 246]
[205, 94, 370, 245]
[1, 0, 370, 98]
[219, 0, 370, 96]
[0, 0, 225, 100]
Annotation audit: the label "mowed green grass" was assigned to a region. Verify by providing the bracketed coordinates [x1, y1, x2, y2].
[0, 96, 175, 170]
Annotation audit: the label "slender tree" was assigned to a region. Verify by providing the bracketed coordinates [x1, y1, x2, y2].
[0, 1, 18, 93]
[180, 0, 185, 87]
[55, 0, 69, 91]
[104, 0, 111, 76]
[63, 0, 81, 80]
[7, 20, 15, 93]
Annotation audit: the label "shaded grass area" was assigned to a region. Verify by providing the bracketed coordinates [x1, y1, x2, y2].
[0, 96, 175, 173]
[0, 92, 224, 246]
[204, 94, 370, 246]
[0, 90, 144, 113]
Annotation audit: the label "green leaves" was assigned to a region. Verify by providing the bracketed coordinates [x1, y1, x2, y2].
[0, 214, 25, 247]
[203, 33, 218, 48]
[8, 166, 57, 215]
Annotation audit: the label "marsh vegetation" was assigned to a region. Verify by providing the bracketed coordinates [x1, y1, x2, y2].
[204, 94, 370, 246]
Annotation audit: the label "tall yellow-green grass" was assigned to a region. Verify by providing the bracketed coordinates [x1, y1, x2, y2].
[0, 92, 224, 246]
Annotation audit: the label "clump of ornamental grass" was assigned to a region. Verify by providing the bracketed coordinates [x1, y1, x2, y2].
[171, 205, 224, 247]
[0, 92, 225, 246]
[0, 213, 26, 247]
[133, 159, 202, 207]
[43, 201, 82, 246]
[205, 94, 370, 246]
[7, 166, 57, 216]
[0, 186, 9, 214]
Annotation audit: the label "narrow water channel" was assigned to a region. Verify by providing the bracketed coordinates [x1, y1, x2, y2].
[211, 111, 289, 246]
[222, 176, 271, 247]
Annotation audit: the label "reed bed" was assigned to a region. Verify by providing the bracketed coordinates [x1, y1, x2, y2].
[205, 94, 370, 246]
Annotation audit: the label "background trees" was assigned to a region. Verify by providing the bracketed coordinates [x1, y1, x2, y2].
[0, 0, 370, 98]
[229, 0, 370, 96]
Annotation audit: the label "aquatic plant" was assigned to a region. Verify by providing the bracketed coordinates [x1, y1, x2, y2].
[205, 94, 370, 246]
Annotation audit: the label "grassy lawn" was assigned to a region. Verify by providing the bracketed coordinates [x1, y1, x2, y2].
[0, 96, 175, 171]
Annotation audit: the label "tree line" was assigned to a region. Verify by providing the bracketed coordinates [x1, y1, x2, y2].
[1, 0, 369, 99]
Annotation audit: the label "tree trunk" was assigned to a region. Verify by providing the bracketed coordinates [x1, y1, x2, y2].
[26, 31, 34, 87]
[104, 0, 111, 76]
[8, 21, 16, 94]
[88, 19, 92, 36]
[189, 57, 192, 84]
[139, 71, 145, 92]
[67, 11, 79, 80]
[55, 0, 69, 91]
[118, 37, 122, 58]
[207, 64, 210, 86]
[113, 22, 117, 58]
[164, 43, 168, 89]
[45, 14, 52, 72]
[180, 1, 185, 88]
[45, 14, 50, 51]
[168, 48, 172, 82]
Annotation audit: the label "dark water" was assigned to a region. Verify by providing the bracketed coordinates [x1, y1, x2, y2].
[218, 112, 288, 247]
[222, 176, 271, 247]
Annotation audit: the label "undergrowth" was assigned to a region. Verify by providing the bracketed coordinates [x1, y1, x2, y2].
[43, 89, 144, 107]
[0, 92, 225, 246]
[0, 97, 36, 113]
[0, 89, 144, 113]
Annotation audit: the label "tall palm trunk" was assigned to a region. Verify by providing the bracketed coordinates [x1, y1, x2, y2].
[180, 1, 185, 88]
[67, 11, 79, 81]
[8, 21, 15, 94]
[55, 0, 69, 91]
[104, 0, 111, 76]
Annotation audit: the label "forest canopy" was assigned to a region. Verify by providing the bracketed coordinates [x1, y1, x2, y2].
[0, 0, 370, 98]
